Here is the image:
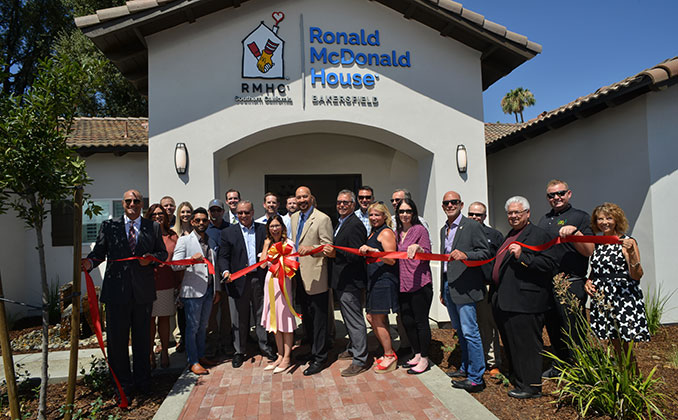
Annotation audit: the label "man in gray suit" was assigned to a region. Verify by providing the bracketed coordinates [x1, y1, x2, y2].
[173, 208, 221, 375]
[439, 191, 490, 393]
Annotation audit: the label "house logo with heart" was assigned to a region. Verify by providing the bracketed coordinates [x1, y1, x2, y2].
[242, 12, 285, 79]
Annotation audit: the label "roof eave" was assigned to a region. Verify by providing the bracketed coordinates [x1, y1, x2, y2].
[78, 0, 540, 95]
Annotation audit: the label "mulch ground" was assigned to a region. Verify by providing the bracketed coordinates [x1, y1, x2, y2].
[431, 324, 678, 420]
[0, 370, 180, 420]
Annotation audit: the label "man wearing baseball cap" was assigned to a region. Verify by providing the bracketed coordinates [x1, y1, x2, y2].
[205, 198, 234, 358]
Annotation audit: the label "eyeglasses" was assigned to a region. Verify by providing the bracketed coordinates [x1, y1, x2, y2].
[468, 212, 485, 218]
[236, 211, 251, 215]
[442, 199, 461, 206]
[124, 199, 141, 205]
[398, 209, 413, 215]
[507, 210, 528, 217]
[390, 198, 402, 203]
[151, 212, 165, 218]
[546, 190, 569, 199]
[358, 195, 372, 200]
[336, 200, 352, 206]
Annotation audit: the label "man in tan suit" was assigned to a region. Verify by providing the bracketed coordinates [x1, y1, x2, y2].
[290, 186, 333, 375]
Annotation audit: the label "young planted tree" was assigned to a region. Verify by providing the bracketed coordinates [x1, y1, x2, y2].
[0, 52, 100, 420]
[501, 87, 536, 123]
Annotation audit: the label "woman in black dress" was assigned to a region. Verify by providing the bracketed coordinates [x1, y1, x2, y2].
[359, 202, 399, 373]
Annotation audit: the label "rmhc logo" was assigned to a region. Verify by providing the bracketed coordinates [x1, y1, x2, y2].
[241, 12, 285, 79]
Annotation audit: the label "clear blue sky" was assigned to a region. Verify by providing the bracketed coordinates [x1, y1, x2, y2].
[478, 0, 677, 123]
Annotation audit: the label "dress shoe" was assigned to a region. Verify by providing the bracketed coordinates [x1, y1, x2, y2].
[190, 363, 209, 375]
[406, 362, 431, 375]
[452, 379, 486, 393]
[341, 363, 368, 377]
[199, 357, 218, 367]
[542, 366, 560, 378]
[337, 350, 352, 360]
[446, 369, 467, 378]
[303, 362, 325, 376]
[508, 388, 542, 399]
[261, 348, 278, 362]
[232, 353, 245, 368]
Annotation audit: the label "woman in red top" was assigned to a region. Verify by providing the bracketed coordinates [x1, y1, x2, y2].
[145, 204, 182, 368]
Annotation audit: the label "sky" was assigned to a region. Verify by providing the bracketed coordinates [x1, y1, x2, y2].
[477, 0, 677, 123]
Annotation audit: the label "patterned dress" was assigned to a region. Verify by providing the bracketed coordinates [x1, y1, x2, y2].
[589, 235, 650, 342]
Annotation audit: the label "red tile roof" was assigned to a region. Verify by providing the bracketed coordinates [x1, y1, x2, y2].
[67, 117, 148, 152]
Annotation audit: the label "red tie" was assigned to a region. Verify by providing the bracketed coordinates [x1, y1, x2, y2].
[128, 222, 137, 252]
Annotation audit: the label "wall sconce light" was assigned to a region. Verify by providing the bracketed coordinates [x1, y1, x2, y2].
[175, 143, 188, 175]
[456, 144, 467, 174]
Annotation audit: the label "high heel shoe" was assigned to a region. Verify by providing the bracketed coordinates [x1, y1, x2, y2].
[273, 364, 290, 374]
[374, 353, 397, 374]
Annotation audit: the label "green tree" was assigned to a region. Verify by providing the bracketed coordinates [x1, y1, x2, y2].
[0, 52, 100, 420]
[501, 87, 536, 123]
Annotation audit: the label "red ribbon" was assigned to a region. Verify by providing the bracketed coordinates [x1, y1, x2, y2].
[83, 255, 215, 408]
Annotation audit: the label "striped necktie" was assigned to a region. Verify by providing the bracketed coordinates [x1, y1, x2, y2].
[128, 222, 137, 252]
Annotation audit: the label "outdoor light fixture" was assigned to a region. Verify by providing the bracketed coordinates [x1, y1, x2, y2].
[456, 144, 468, 174]
[174, 143, 188, 175]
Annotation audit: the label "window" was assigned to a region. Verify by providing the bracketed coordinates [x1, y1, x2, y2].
[51, 198, 149, 246]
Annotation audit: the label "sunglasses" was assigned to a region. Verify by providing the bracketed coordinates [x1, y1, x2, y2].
[398, 209, 413, 214]
[193, 218, 209, 224]
[468, 212, 485, 218]
[336, 200, 352, 206]
[442, 199, 461, 206]
[546, 190, 569, 199]
[358, 195, 372, 200]
[236, 210, 251, 215]
[124, 199, 141, 205]
[390, 198, 402, 203]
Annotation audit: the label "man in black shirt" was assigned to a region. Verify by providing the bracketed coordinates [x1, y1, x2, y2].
[537, 179, 593, 377]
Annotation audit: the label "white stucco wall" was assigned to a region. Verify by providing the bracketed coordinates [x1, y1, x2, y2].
[146, 0, 490, 321]
[487, 87, 678, 323]
[0, 153, 149, 318]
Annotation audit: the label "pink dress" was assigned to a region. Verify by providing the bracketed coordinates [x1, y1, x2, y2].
[261, 240, 298, 333]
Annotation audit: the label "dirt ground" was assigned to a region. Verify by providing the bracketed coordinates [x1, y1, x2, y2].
[430, 324, 678, 420]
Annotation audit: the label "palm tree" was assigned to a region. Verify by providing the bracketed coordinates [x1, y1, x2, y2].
[501, 87, 536, 123]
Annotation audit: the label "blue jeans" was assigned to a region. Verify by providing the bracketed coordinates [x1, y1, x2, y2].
[181, 287, 214, 366]
[443, 280, 485, 384]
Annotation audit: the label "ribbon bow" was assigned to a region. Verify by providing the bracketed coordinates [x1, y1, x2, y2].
[266, 242, 302, 331]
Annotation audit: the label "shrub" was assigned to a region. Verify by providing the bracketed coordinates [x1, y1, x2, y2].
[547, 273, 667, 419]
[644, 285, 675, 336]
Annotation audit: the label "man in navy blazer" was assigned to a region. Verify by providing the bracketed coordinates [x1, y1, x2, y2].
[217, 200, 275, 367]
[439, 191, 490, 393]
[82, 189, 167, 402]
[491, 196, 557, 399]
[323, 190, 368, 377]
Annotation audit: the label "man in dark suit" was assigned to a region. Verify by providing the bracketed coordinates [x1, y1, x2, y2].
[81, 189, 167, 403]
[438, 191, 490, 393]
[467, 201, 504, 377]
[217, 200, 275, 368]
[491, 196, 557, 399]
[323, 190, 368, 377]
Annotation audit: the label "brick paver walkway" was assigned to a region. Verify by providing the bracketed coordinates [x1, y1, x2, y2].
[177, 355, 457, 420]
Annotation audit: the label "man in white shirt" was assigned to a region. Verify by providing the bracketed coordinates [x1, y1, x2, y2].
[255, 192, 291, 232]
[354, 185, 374, 234]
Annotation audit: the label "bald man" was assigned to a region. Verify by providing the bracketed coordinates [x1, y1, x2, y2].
[82, 189, 167, 404]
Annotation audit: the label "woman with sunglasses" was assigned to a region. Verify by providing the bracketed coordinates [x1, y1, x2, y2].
[359, 202, 399, 372]
[259, 215, 298, 373]
[395, 198, 433, 374]
[144, 203, 182, 368]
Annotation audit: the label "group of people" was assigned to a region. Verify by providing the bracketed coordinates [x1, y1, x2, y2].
[82, 179, 650, 404]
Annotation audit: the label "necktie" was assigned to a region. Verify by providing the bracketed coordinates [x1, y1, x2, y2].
[296, 213, 305, 248]
[128, 222, 137, 252]
[231, 214, 237, 224]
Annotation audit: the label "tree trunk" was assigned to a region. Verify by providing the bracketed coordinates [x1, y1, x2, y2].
[0, 270, 21, 419]
[64, 187, 83, 420]
[514, 112, 519, 123]
[31, 194, 49, 420]
[519, 110, 525, 123]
